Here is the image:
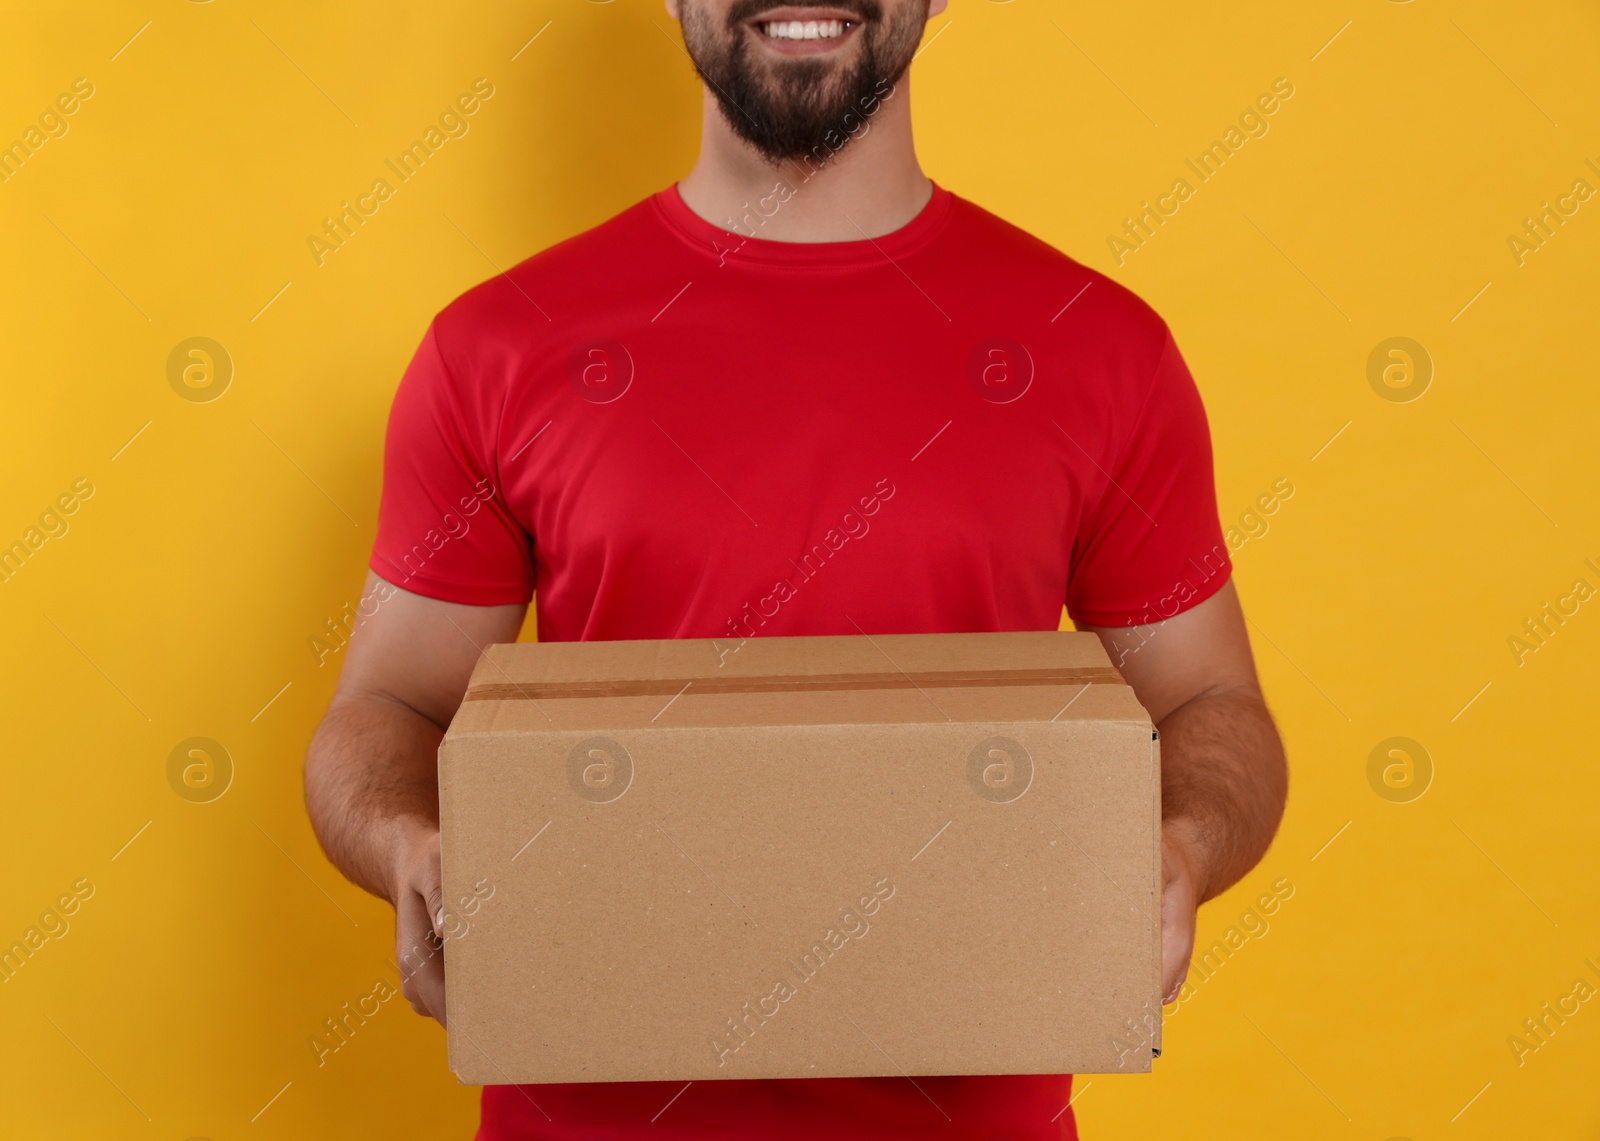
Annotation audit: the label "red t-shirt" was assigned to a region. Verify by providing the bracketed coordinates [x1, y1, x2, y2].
[371, 181, 1230, 1140]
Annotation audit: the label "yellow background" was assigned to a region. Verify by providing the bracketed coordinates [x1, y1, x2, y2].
[3, 1, 1597, 1137]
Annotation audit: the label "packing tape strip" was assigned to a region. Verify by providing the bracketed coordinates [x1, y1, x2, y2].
[463, 665, 1122, 702]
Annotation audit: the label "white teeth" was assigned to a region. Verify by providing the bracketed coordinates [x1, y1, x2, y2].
[762, 18, 848, 40]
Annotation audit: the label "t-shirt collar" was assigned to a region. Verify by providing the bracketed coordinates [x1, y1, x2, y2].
[652, 177, 953, 269]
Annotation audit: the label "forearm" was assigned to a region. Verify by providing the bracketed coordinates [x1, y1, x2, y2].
[304, 694, 444, 904]
[1157, 687, 1287, 903]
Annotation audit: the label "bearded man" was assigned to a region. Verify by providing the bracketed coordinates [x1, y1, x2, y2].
[304, 3, 1289, 1138]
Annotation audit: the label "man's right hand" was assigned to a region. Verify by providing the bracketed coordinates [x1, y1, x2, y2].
[304, 572, 527, 1031]
[392, 821, 449, 1025]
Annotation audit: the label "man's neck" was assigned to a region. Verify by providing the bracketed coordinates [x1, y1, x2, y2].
[675, 78, 933, 243]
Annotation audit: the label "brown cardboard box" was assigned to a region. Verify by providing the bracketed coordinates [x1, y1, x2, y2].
[438, 630, 1162, 1085]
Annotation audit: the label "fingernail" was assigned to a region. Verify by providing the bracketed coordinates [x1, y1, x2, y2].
[435, 909, 444, 929]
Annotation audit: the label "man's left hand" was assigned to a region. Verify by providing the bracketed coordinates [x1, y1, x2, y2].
[1160, 818, 1208, 1004]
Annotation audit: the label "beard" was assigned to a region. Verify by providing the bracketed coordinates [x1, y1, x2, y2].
[679, 0, 928, 164]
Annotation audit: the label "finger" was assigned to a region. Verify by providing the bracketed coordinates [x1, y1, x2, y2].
[426, 884, 445, 942]
[406, 932, 448, 1027]
[396, 894, 440, 993]
[400, 947, 447, 1025]
[421, 852, 446, 942]
[396, 886, 451, 1026]
[422, 956, 448, 1028]
[1159, 887, 1196, 1004]
[1161, 908, 1189, 998]
[1162, 953, 1190, 1005]
[1160, 897, 1193, 1000]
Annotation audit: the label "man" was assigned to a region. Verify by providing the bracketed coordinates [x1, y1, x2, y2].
[305, 1, 1288, 1138]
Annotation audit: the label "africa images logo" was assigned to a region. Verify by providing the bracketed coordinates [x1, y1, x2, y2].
[967, 735, 1033, 803]
[1366, 337, 1432, 403]
[166, 737, 233, 804]
[567, 737, 633, 803]
[566, 338, 634, 404]
[966, 338, 1033, 404]
[166, 337, 233, 404]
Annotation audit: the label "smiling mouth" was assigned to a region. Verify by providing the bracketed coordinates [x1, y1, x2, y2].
[757, 18, 855, 41]
[747, 9, 863, 53]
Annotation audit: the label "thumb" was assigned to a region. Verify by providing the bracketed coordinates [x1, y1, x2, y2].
[426, 884, 445, 941]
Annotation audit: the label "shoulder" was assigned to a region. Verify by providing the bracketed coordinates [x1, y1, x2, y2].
[944, 191, 1172, 361]
[429, 190, 664, 363]
[945, 193, 1169, 336]
[941, 191, 1178, 419]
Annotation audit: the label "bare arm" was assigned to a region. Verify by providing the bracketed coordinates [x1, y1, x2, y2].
[1083, 579, 1288, 1001]
[304, 571, 526, 1023]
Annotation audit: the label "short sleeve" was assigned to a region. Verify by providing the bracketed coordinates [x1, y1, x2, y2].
[1064, 330, 1231, 628]
[367, 321, 535, 605]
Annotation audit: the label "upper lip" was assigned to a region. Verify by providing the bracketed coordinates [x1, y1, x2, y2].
[747, 7, 863, 27]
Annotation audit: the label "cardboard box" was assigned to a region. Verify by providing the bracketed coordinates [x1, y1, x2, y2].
[438, 630, 1162, 1085]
